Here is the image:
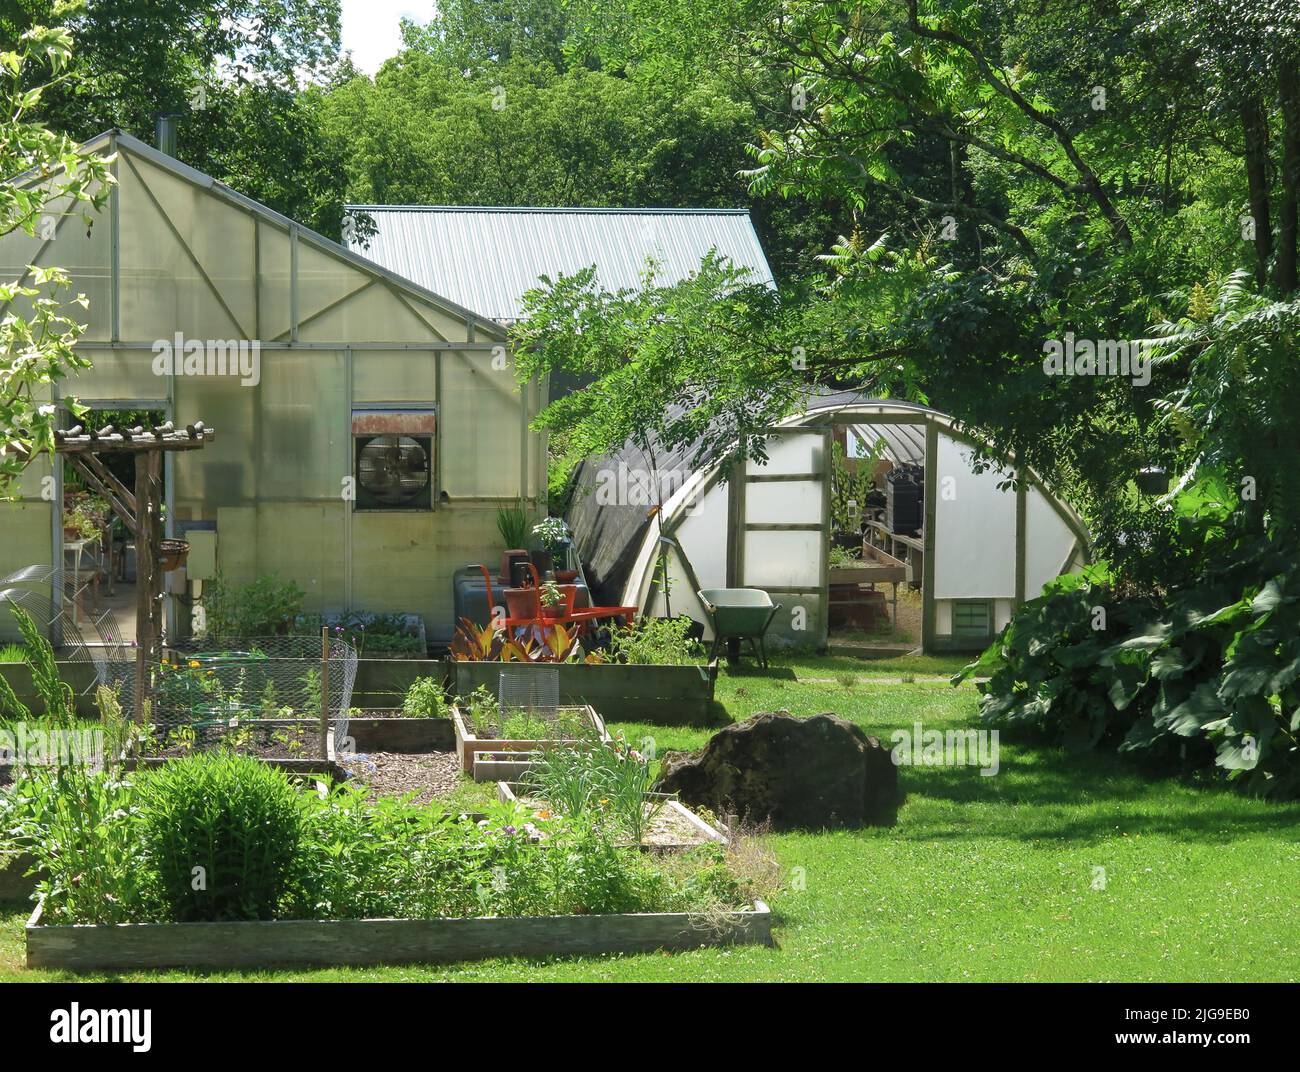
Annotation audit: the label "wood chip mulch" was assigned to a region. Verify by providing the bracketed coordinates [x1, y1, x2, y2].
[339, 749, 461, 805]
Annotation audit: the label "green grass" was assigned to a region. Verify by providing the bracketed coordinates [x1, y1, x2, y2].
[3, 657, 1299, 982]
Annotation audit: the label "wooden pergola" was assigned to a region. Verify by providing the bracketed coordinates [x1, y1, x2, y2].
[53, 421, 215, 719]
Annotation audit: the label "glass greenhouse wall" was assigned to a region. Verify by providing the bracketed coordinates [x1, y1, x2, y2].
[0, 132, 545, 643]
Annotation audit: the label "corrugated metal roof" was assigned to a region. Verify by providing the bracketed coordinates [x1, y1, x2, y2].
[343, 205, 776, 323]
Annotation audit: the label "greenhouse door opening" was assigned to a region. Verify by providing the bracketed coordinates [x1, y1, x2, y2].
[60, 405, 168, 649]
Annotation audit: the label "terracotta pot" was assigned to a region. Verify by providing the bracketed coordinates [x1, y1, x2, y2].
[541, 584, 577, 619]
[504, 586, 540, 621]
[555, 569, 579, 584]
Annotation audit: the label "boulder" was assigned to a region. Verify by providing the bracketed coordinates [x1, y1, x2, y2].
[655, 710, 898, 829]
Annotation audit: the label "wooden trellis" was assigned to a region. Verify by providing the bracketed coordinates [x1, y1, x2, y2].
[53, 421, 215, 719]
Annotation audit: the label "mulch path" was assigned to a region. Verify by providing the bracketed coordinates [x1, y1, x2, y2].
[339, 749, 461, 805]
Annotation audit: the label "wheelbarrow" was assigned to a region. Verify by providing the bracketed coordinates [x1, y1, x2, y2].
[697, 588, 782, 669]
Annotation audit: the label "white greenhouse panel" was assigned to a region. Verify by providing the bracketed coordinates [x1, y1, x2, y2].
[743, 529, 822, 589]
[745, 430, 823, 476]
[1025, 485, 1077, 597]
[744, 479, 822, 525]
[933, 433, 1016, 599]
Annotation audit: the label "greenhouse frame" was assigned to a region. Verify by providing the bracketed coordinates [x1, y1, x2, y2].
[0, 130, 546, 644]
[567, 395, 1091, 653]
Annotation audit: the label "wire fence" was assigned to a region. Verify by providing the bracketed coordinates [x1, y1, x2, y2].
[147, 636, 357, 758]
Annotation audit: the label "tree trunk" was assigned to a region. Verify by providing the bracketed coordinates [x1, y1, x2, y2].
[1277, 60, 1300, 295]
[1241, 95, 1273, 292]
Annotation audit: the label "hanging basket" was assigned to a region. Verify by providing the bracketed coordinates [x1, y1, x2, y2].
[158, 539, 190, 572]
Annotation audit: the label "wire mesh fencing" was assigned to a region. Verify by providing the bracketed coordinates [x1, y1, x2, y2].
[498, 665, 559, 719]
[139, 635, 357, 759]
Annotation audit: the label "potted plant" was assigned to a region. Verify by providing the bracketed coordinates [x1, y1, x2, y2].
[532, 515, 570, 577]
[539, 581, 576, 620]
[496, 501, 532, 581]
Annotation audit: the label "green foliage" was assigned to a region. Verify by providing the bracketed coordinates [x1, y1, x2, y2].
[495, 501, 531, 549]
[0, 604, 73, 725]
[526, 736, 664, 844]
[0, 24, 112, 495]
[139, 753, 303, 921]
[202, 573, 305, 638]
[829, 440, 875, 538]
[501, 710, 550, 739]
[512, 255, 804, 481]
[532, 515, 568, 554]
[607, 615, 705, 666]
[462, 685, 499, 737]
[291, 786, 738, 920]
[401, 676, 447, 719]
[3, 763, 157, 924]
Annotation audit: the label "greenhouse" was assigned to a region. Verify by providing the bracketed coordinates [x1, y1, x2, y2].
[567, 394, 1091, 653]
[0, 130, 545, 645]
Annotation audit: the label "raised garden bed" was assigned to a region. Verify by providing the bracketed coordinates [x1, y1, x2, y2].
[448, 660, 720, 724]
[451, 703, 609, 778]
[344, 715, 454, 754]
[337, 749, 462, 805]
[472, 751, 540, 783]
[24, 898, 771, 970]
[124, 719, 342, 777]
[496, 781, 727, 852]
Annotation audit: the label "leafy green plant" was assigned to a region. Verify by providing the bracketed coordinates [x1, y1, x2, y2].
[526, 736, 665, 845]
[0, 604, 74, 725]
[202, 573, 305, 638]
[532, 515, 569, 554]
[139, 752, 303, 921]
[501, 710, 551, 739]
[607, 615, 704, 666]
[462, 685, 499, 736]
[829, 439, 875, 538]
[0, 642, 27, 662]
[402, 676, 447, 719]
[1, 687, 156, 924]
[829, 544, 861, 568]
[496, 501, 531, 549]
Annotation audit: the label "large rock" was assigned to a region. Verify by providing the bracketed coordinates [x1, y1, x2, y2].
[655, 711, 898, 829]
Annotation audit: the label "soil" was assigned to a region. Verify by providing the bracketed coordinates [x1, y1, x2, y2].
[143, 721, 327, 760]
[340, 749, 461, 805]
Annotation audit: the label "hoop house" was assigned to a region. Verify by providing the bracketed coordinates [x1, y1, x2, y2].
[567, 395, 1090, 653]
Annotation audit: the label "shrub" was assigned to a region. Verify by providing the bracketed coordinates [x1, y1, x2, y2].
[202, 572, 304, 638]
[139, 753, 303, 921]
[607, 615, 704, 666]
[402, 676, 447, 718]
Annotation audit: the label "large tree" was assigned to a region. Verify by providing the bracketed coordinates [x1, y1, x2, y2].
[3, 0, 350, 236]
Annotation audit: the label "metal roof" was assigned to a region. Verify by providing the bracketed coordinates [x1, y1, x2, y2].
[343, 205, 776, 322]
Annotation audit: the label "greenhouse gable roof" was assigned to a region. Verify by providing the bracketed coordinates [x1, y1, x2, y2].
[42, 131, 509, 341]
[343, 205, 776, 323]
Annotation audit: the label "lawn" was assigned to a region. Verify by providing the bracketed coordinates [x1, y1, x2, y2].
[3, 655, 1298, 982]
